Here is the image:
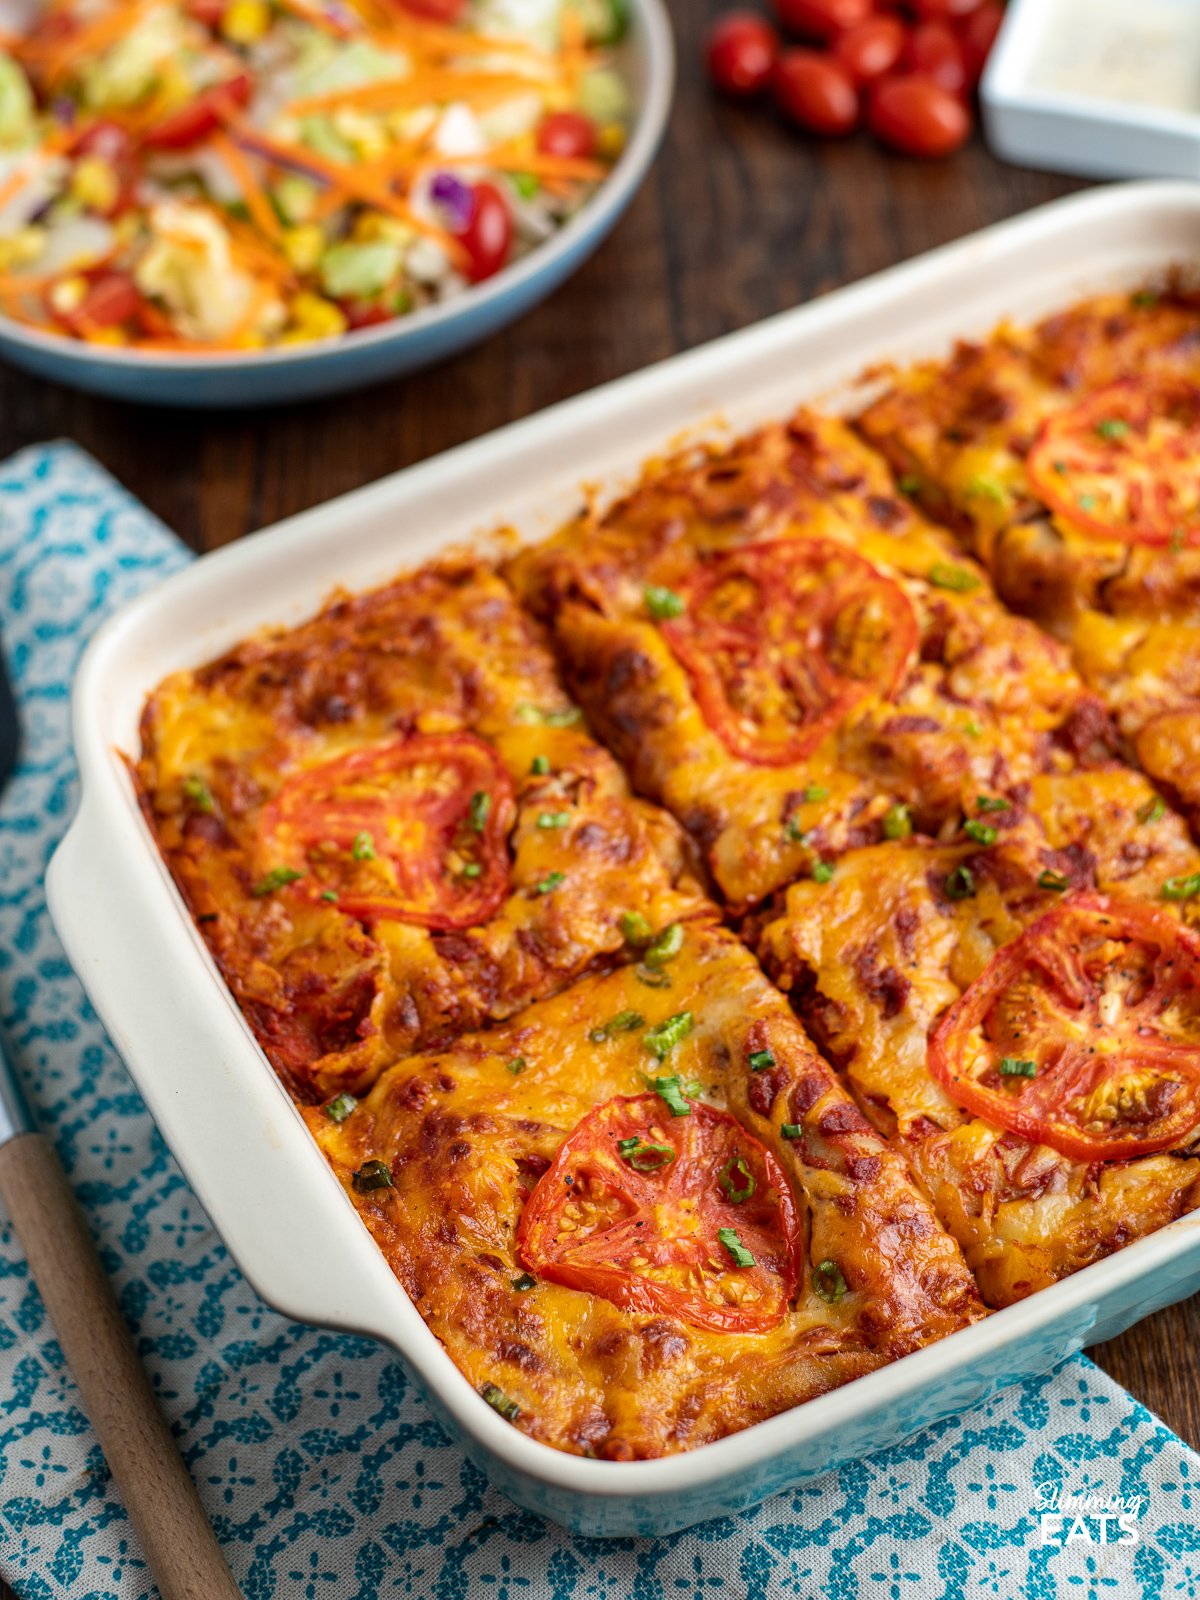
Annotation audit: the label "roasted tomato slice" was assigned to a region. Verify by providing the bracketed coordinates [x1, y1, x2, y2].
[661, 538, 918, 765]
[259, 732, 515, 929]
[1026, 379, 1200, 548]
[928, 893, 1200, 1162]
[517, 1094, 801, 1333]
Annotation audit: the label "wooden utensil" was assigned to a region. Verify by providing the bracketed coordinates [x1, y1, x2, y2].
[0, 633, 241, 1600]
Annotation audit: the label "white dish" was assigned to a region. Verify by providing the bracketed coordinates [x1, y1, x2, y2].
[983, 0, 1200, 180]
[47, 181, 1200, 1537]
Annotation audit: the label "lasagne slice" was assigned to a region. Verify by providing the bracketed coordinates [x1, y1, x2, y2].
[507, 410, 1094, 910]
[137, 556, 709, 1102]
[308, 926, 984, 1458]
[857, 288, 1200, 821]
[756, 786, 1200, 1308]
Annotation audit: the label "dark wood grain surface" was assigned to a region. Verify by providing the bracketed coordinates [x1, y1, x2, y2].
[4, 2, 1196, 1441]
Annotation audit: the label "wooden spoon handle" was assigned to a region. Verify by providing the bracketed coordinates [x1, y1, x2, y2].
[0, 1131, 242, 1600]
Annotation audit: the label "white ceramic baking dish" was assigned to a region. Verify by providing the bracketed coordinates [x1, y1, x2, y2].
[47, 181, 1200, 1538]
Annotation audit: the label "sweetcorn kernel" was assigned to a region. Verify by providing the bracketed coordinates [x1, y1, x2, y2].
[597, 121, 626, 160]
[0, 226, 46, 270]
[69, 156, 119, 214]
[48, 275, 87, 315]
[281, 224, 325, 274]
[221, 0, 271, 43]
[281, 290, 347, 343]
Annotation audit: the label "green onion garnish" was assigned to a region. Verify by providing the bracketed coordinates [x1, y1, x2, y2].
[999, 1057, 1037, 1079]
[748, 1049, 775, 1072]
[964, 475, 1008, 505]
[589, 1010, 645, 1043]
[530, 755, 550, 775]
[253, 866, 305, 897]
[644, 922, 684, 968]
[620, 911, 653, 947]
[812, 861, 835, 884]
[1038, 870, 1069, 892]
[511, 1273, 537, 1292]
[352, 1159, 393, 1194]
[1163, 874, 1200, 902]
[786, 815, 809, 844]
[975, 796, 1010, 813]
[812, 1259, 847, 1303]
[651, 1074, 691, 1117]
[1094, 418, 1130, 442]
[617, 1135, 675, 1171]
[644, 584, 686, 621]
[507, 1056, 527, 1075]
[352, 830, 376, 861]
[325, 1092, 358, 1122]
[1137, 796, 1166, 825]
[183, 776, 213, 813]
[635, 966, 672, 989]
[461, 863, 483, 880]
[929, 562, 981, 592]
[781, 1123, 801, 1140]
[537, 811, 570, 830]
[515, 702, 582, 727]
[535, 871, 565, 894]
[718, 1228, 755, 1268]
[898, 474, 922, 495]
[883, 803, 912, 840]
[964, 820, 997, 846]
[480, 1382, 520, 1421]
[645, 1012, 694, 1061]
[945, 865, 975, 901]
[718, 1155, 756, 1203]
[469, 791, 491, 833]
[803, 784, 829, 803]
[320, 890, 339, 902]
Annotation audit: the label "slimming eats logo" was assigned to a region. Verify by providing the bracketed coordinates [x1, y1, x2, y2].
[1036, 1482, 1145, 1547]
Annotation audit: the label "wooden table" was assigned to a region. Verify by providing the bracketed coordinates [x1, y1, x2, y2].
[5, 4, 1197, 1445]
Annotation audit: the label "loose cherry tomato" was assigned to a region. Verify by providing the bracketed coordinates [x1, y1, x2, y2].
[958, 0, 1004, 89]
[706, 11, 781, 98]
[661, 538, 917, 764]
[773, 0, 873, 41]
[833, 15, 906, 85]
[901, 21, 969, 98]
[457, 180, 513, 283]
[774, 49, 860, 136]
[518, 1094, 801, 1334]
[536, 109, 597, 159]
[928, 894, 1200, 1163]
[1025, 379, 1200, 547]
[47, 271, 142, 336]
[258, 732, 515, 928]
[142, 72, 253, 150]
[911, 0, 985, 18]
[867, 73, 972, 156]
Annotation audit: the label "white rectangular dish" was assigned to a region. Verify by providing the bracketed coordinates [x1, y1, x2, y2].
[47, 181, 1200, 1538]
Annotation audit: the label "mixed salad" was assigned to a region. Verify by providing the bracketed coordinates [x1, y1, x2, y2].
[0, 0, 630, 349]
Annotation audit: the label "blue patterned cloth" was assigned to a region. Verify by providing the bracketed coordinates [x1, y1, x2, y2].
[1, 442, 1199, 1600]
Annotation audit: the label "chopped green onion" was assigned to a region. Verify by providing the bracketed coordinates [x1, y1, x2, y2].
[617, 1135, 675, 1171]
[718, 1227, 755, 1268]
[644, 584, 686, 621]
[320, 890, 339, 902]
[964, 820, 997, 846]
[325, 1092, 357, 1122]
[945, 865, 975, 901]
[718, 1155, 756, 1203]
[512, 172, 539, 199]
[183, 776, 213, 813]
[645, 1012, 694, 1061]
[515, 702, 582, 727]
[812, 861, 835, 884]
[964, 475, 1008, 505]
[535, 871, 565, 894]
[635, 966, 672, 989]
[651, 1073, 691, 1117]
[999, 1057, 1037, 1079]
[1163, 874, 1200, 902]
[507, 1056, 527, 1075]
[785, 815, 809, 844]
[352, 830, 376, 861]
[898, 474, 922, 495]
[812, 1259, 847, 1303]
[964, 718, 982, 737]
[469, 792, 491, 833]
[480, 1382, 520, 1421]
[1132, 289, 1160, 308]
[781, 1123, 801, 1140]
[1053, 459, 1068, 475]
[929, 562, 981, 593]
[803, 784, 829, 803]
[589, 1010, 645, 1043]
[1078, 493, 1099, 512]
[883, 803, 912, 841]
[1137, 795, 1166, 825]
[1094, 418, 1130, 442]
[644, 922, 684, 968]
[1038, 870, 1069, 892]
[461, 863, 483, 880]
[975, 795, 1010, 813]
[253, 866, 304, 897]
[537, 811, 571, 830]
[620, 911, 653, 947]
[530, 755, 551, 775]
[748, 1048, 775, 1072]
[352, 1159, 393, 1193]
[511, 1272, 537, 1291]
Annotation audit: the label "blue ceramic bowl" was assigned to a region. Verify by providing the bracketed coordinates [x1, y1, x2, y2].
[0, 0, 674, 408]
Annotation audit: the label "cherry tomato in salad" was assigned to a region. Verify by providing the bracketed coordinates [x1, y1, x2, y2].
[457, 181, 513, 283]
[958, 0, 1004, 89]
[867, 73, 972, 156]
[186, 0, 227, 25]
[142, 72, 253, 150]
[901, 21, 969, 99]
[47, 272, 142, 336]
[393, 0, 467, 18]
[833, 15, 905, 85]
[774, 49, 859, 136]
[706, 11, 781, 98]
[773, 0, 873, 41]
[536, 110, 598, 159]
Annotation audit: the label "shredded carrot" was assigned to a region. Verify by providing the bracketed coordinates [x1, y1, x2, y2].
[271, 0, 353, 36]
[211, 131, 283, 244]
[33, 0, 159, 84]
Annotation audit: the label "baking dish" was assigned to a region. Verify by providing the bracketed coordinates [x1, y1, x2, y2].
[47, 181, 1200, 1537]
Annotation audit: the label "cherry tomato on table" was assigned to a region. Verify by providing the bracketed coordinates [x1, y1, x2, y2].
[774, 49, 860, 137]
[833, 14, 906, 86]
[901, 20, 969, 98]
[536, 110, 597, 159]
[456, 180, 514, 282]
[706, 11, 781, 98]
[773, 0, 874, 41]
[959, 0, 1005, 89]
[142, 72, 253, 150]
[910, 0, 987, 19]
[868, 73, 972, 156]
